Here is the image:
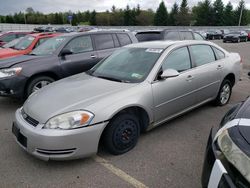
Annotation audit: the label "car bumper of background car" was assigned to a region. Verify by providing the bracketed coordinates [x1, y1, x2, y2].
[201, 128, 237, 188]
[13, 108, 108, 161]
[0, 76, 27, 98]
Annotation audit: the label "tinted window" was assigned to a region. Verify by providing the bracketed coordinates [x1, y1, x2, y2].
[194, 33, 204, 40]
[1, 34, 16, 42]
[94, 34, 114, 50]
[180, 31, 193, 40]
[190, 45, 215, 66]
[165, 31, 180, 40]
[135, 32, 163, 42]
[64, 35, 93, 54]
[117, 34, 132, 46]
[212, 47, 225, 60]
[162, 47, 191, 72]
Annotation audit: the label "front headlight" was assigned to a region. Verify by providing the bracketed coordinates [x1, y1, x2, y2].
[218, 130, 250, 183]
[44, 111, 94, 130]
[0, 67, 22, 78]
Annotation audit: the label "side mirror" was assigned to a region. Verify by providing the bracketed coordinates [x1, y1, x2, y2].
[160, 69, 180, 79]
[60, 48, 73, 57]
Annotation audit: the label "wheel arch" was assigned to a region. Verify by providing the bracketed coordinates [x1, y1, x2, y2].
[224, 73, 235, 87]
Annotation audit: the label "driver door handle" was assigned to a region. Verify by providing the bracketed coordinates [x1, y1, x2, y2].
[186, 75, 194, 81]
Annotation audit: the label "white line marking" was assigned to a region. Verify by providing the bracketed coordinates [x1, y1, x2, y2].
[94, 156, 148, 188]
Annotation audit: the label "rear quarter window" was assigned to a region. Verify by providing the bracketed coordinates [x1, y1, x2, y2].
[117, 33, 132, 46]
[190, 45, 216, 66]
[93, 34, 115, 50]
[212, 47, 225, 60]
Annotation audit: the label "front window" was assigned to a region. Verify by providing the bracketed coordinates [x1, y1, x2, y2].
[31, 36, 68, 56]
[88, 48, 163, 83]
[13, 36, 35, 50]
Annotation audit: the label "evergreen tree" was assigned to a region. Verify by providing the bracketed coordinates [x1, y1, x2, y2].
[89, 10, 96, 25]
[213, 0, 224, 26]
[154, 1, 168, 26]
[124, 5, 131, 26]
[223, 2, 234, 26]
[176, 0, 190, 26]
[195, 0, 214, 26]
[169, 3, 179, 26]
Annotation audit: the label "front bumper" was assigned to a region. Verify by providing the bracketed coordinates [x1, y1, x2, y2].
[0, 75, 27, 98]
[201, 128, 237, 188]
[223, 38, 238, 43]
[12, 108, 108, 161]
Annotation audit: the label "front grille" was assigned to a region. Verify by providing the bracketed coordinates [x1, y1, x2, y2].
[21, 108, 39, 127]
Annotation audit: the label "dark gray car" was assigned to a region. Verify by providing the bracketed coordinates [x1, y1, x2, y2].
[0, 31, 138, 99]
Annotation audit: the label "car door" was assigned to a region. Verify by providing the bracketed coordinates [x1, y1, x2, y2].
[188, 44, 223, 104]
[152, 46, 196, 123]
[92, 34, 118, 62]
[59, 35, 98, 76]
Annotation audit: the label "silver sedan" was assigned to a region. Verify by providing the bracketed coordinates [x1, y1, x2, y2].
[12, 40, 242, 160]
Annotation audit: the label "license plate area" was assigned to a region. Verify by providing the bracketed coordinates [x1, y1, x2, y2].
[12, 122, 27, 148]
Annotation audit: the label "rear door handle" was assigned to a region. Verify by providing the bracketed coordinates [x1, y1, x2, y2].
[186, 75, 194, 81]
[91, 55, 97, 58]
[217, 65, 223, 70]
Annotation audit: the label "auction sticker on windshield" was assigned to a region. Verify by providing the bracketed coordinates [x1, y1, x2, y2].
[145, 48, 163, 53]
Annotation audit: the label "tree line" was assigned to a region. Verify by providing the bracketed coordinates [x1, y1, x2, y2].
[0, 0, 249, 26]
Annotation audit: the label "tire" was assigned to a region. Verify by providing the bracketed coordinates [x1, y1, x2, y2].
[212, 36, 215, 40]
[214, 80, 232, 106]
[237, 38, 240, 43]
[245, 37, 248, 42]
[103, 113, 140, 155]
[26, 76, 55, 97]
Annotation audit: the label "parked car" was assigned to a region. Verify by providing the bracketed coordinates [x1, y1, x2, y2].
[135, 30, 204, 42]
[0, 32, 60, 59]
[196, 30, 207, 39]
[0, 31, 31, 47]
[34, 26, 55, 33]
[223, 31, 248, 43]
[202, 97, 250, 188]
[206, 30, 223, 40]
[245, 30, 250, 41]
[12, 40, 241, 161]
[0, 31, 137, 99]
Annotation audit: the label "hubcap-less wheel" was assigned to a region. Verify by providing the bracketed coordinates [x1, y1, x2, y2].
[113, 119, 138, 152]
[103, 114, 140, 155]
[220, 84, 231, 105]
[32, 80, 51, 93]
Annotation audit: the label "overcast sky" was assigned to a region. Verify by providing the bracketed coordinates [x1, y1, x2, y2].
[0, 0, 249, 15]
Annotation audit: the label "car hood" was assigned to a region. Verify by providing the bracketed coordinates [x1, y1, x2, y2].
[0, 48, 20, 58]
[23, 73, 136, 123]
[0, 55, 42, 68]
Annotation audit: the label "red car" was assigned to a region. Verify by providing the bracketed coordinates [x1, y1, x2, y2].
[0, 32, 60, 59]
[0, 31, 31, 47]
[246, 30, 250, 41]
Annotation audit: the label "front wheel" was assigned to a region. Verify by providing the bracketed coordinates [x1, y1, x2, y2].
[214, 80, 232, 106]
[103, 113, 140, 155]
[26, 76, 55, 97]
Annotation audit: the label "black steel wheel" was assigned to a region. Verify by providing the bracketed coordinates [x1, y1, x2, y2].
[103, 113, 140, 155]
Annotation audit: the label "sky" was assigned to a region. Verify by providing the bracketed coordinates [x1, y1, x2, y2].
[0, 0, 249, 15]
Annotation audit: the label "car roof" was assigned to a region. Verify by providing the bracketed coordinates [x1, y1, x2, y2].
[125, 40, 212, 49]
[29, 32, 60, 37]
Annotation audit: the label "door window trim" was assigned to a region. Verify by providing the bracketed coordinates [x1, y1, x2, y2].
[153, 45, 193, 82]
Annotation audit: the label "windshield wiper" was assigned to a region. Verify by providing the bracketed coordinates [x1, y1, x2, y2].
[29, 53, 37, 56]
[96, 75, 123, 82]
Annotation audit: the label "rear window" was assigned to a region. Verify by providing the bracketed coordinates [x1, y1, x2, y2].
[135, 32, 163, 42]
[117, 34, 132, 46]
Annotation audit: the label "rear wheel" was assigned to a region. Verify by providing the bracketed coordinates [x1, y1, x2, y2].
[103, 113, 140, 155]
[26, 76, 55, 97]
[214, 80, 232, 106]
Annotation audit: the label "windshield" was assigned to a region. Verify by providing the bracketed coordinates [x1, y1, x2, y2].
[31, 36, 68, 56]
[13, 36, 35, 50]
[230, 32, 240, 35]
[89, 47, 163, 83]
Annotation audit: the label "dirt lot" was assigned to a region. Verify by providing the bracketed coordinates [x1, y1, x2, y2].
[0, 40, 250, 188]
